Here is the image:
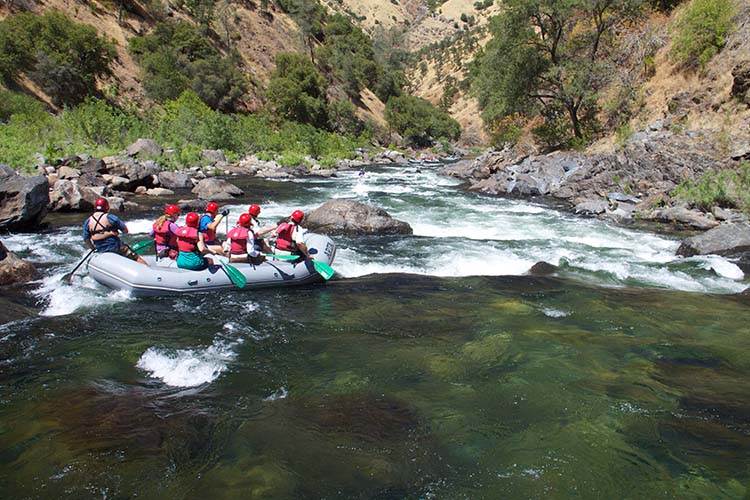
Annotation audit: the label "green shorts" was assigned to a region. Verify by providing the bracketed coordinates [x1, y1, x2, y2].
[176, 251, 208, 270]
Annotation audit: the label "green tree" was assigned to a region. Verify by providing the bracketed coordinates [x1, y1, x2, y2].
[0, 11, 114, 106]
[267, 52, 329, 127]
[670, 0, 735, 70]
[384, 94, 460, 147]
[473, 0, 643, 145]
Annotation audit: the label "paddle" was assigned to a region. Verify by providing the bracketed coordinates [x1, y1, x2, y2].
[221, 261, 247, 289]
[263, 254, 335, 280]
[132, 239, 155, 255]
[63, 248, 95, 283]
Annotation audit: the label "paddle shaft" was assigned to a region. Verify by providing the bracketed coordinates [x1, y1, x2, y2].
[64, 248, 96, 283]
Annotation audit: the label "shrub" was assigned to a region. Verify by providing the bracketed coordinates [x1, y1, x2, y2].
[674, 162, 750, 212]
[266, 52, 329, 128]
[670, 0, 735, 70]
[384, 95, 461, 147]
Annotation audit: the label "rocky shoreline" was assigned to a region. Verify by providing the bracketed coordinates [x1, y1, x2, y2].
[440, 127, 750, 266]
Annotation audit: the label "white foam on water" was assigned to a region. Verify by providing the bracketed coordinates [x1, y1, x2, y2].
[136, 338, 238, 387]
[263, 387, 288, 401]
[35, 273, 132, 317]
[695, 255, 745, 280]
[542, 308, 568, 318]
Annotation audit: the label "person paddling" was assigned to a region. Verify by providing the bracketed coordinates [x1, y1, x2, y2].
[271, 210, 312, 259]
[247, 204, 274, 254]
[149, 204, 181, 260]
[224, 213, 266, 265]
[199, 201, 229, 255]
[83, 197, 148, 265]
[176, 212, 214, 270]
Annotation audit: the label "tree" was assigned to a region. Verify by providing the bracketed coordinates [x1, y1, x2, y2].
[384, 95, 460, 147]
[266, 52, 328, 127]
[472, 0, 643, 145]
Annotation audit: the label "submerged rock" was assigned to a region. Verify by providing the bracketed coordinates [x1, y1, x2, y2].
[306, 199, 413, 235]
[527, 261, 558, 276]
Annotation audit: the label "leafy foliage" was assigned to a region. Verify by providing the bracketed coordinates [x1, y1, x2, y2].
[670, 0, 735, 70]
[267, 52, 329, 128]
[0, 11, 115, 106]
[674, 162, 750, 212]
[129, 21, 247, 111]
[472, 0, 643, 146]
[384, 95, 461, 147]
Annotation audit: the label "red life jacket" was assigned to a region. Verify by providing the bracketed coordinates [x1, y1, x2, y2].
[153, 220, 177, 248]
[176, 226, 199, 253]
[88, 213, 119, 241]
[275, 222, 296, 251]
[202, 214, 217, 242]
[227, 227, 249, 255]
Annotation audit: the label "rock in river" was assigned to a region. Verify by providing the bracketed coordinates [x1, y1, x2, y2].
[306, 200, 413, 235]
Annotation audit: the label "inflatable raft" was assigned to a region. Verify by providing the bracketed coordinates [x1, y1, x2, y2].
[87, 233, 336, 296]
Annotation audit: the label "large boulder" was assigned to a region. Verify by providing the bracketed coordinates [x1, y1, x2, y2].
[158, 171, 193, 189]
[305, 200, 413, 235]
[104, 157, 160, 191]
[731, 61, 750, 106]
[0, 166, 49, 230]
[0, 241, 40, 285]
[48, 180, 103, 212]
[191, 178, 244, 200]
[677, 223, 750, 257]
[125, 138, 163, 158]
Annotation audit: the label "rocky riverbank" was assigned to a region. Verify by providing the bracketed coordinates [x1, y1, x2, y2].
[441, 127, 750, 263]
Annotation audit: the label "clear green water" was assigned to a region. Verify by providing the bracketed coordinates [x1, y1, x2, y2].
[2, 275, 749, 499]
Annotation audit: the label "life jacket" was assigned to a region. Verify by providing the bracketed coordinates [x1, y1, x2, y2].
[176, 226, 199, 253]
[88, 213, 119, 241]
[201, 214, 217, 242]
[275, 222, 296, 251]
[153, 220, 177, 249]
[227, 227, 250, 255]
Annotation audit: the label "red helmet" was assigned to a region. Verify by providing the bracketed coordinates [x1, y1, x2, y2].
[248, 204, 261, 217]
[205, 201, 219, 214]
[290, 210, 304, 223]
[165, 204, 180, 216]
[238, 213, 252, 227]
[95, 197, 109, 212]
[185, 212, 200, 228]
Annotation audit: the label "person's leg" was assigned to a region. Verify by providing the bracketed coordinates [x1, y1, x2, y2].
[120, 244, 149, 266]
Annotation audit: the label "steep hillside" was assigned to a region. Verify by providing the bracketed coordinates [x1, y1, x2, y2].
[0, 0, 304, 111]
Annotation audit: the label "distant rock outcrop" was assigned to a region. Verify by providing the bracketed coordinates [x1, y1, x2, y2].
[306, 200, 413, 235]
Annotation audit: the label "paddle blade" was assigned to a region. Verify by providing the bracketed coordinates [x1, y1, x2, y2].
[263, 253, 298, 261]
[313, 260, 335, 280]
[222, 263, 247, 289]
[132, 239, 155, 255]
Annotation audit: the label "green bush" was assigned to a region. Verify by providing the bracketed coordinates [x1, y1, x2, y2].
[384, 95, 461, 147]
[670, 0, 735, 70]
[266, 52, 329, 128]
[674, 162, 750, 211]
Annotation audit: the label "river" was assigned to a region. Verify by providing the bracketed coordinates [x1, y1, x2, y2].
[1, 163, 749, 498]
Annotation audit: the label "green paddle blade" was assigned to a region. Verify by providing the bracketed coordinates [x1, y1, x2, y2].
[263, 253, 298, 261]
[132, 239, 155, 255]
[312, 260, 335, 280]
[222, 262, 247, 289]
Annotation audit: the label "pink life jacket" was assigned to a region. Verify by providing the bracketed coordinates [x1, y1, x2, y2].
[227, 227, 249, 255]
[153, 220, 177, 248]
[176, 226, 199, 253]
[275, 222, 296, 251]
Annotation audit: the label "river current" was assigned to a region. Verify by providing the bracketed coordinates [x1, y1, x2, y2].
[1, 164, 749, 498]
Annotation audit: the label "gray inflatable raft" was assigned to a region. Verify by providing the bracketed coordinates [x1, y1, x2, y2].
[87, 233, 336, 296]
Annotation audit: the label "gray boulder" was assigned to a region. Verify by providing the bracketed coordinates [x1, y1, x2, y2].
[80, 157, 106, 174]
[48, 180, 102, 212]
[648, 207, 720, 230]
[125, 138, 163, 158]
[202, 149, 226, 165]
[191, 178, 244, 200]
[104, 157, 160, 191]
[0, 241, 40, 285]
[574, 199, 609, 215]
[158, 171, 193, 189]
[677, 223, 750, 257]
[305, 199, 413, 235]
[0, 166, 49, 230]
